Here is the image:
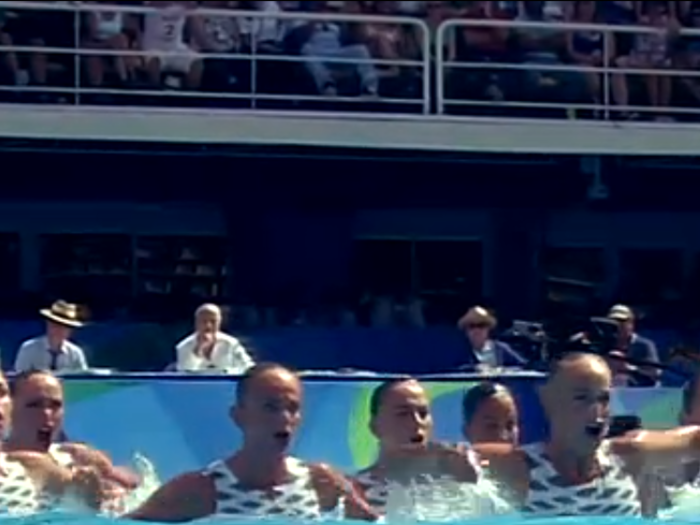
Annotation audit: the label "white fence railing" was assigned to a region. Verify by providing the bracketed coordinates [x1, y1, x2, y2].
[1, 2, 700, 120]
[0, 1, 431, 112]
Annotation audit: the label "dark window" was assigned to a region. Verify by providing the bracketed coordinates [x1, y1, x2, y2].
[616, 249, 684, 326]
[40, 234, 132, 317]
[414, 240, 483, 324]
[352, 239, 413, 298]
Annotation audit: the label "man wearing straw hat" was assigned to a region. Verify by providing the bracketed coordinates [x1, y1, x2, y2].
[457, 306, 526, 370]
[14, 301, 88, 373]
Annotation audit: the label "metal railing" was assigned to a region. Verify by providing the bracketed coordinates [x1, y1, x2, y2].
[0, 1, 431, 112]
[2, 3, 700, 121]
[436, 18, 700, 119]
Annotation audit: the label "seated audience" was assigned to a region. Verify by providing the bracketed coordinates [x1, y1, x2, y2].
[175, 303, 254, 373]
[14, 301, 88, 373]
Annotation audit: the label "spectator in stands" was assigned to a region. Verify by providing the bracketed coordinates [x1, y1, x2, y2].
[606, 304, 661, 386]
[672, 3, 700, 114]
[198, 1, 246, 92]
[14, 301, 88, 373]
[363, 1, 422, 97]
[0, 9, 20, 89]
[615, 1, 677, 119]
[461, 381, 519, 446]
[142, 1, 204, 90]
[457, 306, 525, 370]
[299, 1, 378, 97]
[566, 1, 608, 108]
[512, 0, 582, 105]
[175, 303, 254, 373]
[81, 2, 140, 89]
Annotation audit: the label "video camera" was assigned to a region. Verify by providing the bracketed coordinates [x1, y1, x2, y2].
[499, 315, 621, 369]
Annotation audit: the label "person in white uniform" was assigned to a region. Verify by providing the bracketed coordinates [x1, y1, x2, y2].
[475, 352, 700, 517]
[14, 301, 88, 373]
[142, 1, 203, 89]
[0, 371, 107, 513]
[127, 363, 378, 522]
[175, 303, 254, 374]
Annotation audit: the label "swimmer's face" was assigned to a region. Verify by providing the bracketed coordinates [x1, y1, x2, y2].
[234, 369, 302, 454]
[0, 375, 11, 435]
[371, 380, 432, 450]
[464, 393, 519, 446]
[195, 311, 220, 335]
[12, 373, 64, 448]
[541, 357, 612, 450]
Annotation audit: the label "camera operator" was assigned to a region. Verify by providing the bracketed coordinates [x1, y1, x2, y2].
[606, 304, 661, 387]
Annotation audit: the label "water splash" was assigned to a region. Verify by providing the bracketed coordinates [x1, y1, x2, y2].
[119, 453, 161, 513]
[383, 475, 516, 522]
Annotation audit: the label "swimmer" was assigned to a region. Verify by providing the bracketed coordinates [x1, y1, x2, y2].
[5, 370, 139, 513]
[0, 372, 106, 513]
[127, 363, 378, 522]
[462, 382, 519, 446]
[475, 352, 700, 517]
[352, 378, 480, 514]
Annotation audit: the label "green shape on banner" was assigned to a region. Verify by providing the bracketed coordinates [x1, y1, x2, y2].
[63, 381, 140, 404]
[347, 381, 478, 470]
[638, 390, 682, 430]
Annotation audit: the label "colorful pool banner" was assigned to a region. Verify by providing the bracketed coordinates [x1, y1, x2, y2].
[61, 378, 682, 481]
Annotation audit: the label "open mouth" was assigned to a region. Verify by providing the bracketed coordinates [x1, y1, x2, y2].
[409, 434, 426, 444]
[273, 431, 291, 442]
[584, 421, 607, 438]
[37, 428, 53, 448]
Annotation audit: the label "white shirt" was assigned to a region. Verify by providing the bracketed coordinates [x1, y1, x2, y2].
[175, 332, 253, 373]
[238, 1, 285, 44]
[14, 336, 88, 372]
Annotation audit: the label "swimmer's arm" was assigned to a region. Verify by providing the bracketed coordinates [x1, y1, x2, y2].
[126, 472, 215, 522]
[60, 443, 139, 489]
[611, 426, 700, 471]
[8, 451, 102, 509]
[310, 463, 379, 522]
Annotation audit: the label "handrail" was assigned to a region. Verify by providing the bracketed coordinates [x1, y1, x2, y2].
[0, 1, 431, 113]
[436, 17, 700, 118]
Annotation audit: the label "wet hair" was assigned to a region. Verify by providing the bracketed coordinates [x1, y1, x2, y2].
[462, 381, 512, 425]
[682, 371, 700, 415]
[234, 362, 296, 405]
[369, 377, 415, 418]
[547, 351, 606, 381]
[10, 370, 57, 397]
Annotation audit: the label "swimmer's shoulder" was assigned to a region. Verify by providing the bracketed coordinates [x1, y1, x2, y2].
[307, 462, 379, 522]
[126, 469, 216, 522]
[472, 444, 529, 499]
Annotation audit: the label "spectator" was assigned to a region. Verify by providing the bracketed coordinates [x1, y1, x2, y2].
[606, 304, 661, 386]
[81, 1, 141, 89]
[142, 1, 204, 90]
[299, 1, 378, 97]
[0, 9, 19, 89]
[175, 303, 254, 373]
[566, 1, 607, 107]
[457, 306, 526, 370]
[615, 1, 677, 120]
[14, 301, 88, 373]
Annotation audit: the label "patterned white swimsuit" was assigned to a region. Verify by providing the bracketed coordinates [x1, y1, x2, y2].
[521, 441, 641, 516]
[0, 453, 43, 515]
[205, 457, 323, 519]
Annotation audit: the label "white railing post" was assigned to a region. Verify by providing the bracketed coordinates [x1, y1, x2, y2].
[435, 21, 445, 115]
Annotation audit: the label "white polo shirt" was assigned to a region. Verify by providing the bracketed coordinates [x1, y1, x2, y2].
[175, 332, 254, 374]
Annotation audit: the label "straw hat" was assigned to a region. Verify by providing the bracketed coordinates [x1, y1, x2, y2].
[39, 300, 84, 328]
[608, 304, 634, 322]
[457, 306, 497, 330]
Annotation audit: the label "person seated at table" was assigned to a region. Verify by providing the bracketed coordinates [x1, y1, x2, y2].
[4, 370, 145, 514]
[14, 301, 88, 373]
[352, 378, 480, 515]
[126, 363, 377, 522]
[174, 303, 254, 374]
[457, 307, 525, 370]
[462, 382, 519, 447]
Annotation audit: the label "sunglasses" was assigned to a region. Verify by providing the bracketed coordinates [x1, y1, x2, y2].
[467, 323, 489, 330]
